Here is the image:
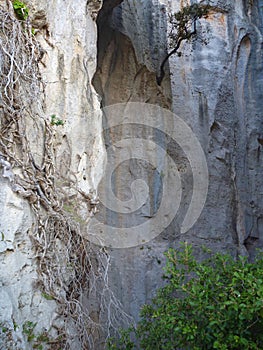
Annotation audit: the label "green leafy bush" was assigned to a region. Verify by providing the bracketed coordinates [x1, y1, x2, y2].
[50, 114, 64, 126]
[22, 321, 37, 342]
[108, 243, 263, 349]
[13, 0, 29, 21]
[168, 2, 211, 48]
[22, 321, 53, 349]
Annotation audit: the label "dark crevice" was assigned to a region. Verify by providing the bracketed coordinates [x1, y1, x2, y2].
[92, 0, 124, 105]
[92, 0, 171, 107]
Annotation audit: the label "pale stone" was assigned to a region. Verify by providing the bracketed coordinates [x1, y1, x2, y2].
[1, 0, 263, 348]
[0, 0, 104, 348]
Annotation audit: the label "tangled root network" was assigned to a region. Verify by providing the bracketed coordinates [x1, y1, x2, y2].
[0, 4, 132, 349]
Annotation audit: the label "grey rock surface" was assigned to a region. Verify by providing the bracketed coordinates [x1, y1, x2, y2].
[0, 0, 262, 348]
[92, 0, 263, 323]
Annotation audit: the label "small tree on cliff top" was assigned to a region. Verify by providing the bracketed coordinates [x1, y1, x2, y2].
[157, 0, 214, 85]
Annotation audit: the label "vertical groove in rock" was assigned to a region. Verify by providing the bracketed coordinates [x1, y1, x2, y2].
[93, 0, 171, 107]
[91, 0, 173, 323]
[1, 1, 263, 348]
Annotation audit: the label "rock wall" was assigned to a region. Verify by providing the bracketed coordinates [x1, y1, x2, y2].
[168, 0, 263, 255]
[91, 0, 263, 324]
[0, 0, 106, 348]
[0, 0, 262, 348]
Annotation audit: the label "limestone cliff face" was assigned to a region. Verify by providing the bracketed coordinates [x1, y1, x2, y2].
[0, 0, 262, 348]
[0, 0, 105, 348]
[169, 0, 263, 254]
[92, 0, 263, 324]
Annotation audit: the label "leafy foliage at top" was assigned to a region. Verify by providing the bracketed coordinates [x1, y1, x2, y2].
[157, 1, 212, 84]
[108, 243, 263, 349]
[13, 0, 29, 21]
[168, 1, 211, 49]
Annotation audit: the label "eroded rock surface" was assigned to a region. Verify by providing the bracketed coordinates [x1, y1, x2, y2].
[0, 0, 105, 348]
[0, 0, 262, 348]
[92, 0, 263, 323]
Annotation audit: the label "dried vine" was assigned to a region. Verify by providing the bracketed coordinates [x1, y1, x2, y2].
[0, 2, 132, 349]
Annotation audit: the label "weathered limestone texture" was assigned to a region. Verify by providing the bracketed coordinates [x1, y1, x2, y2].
[92, 0, 263, 323]
[168, 0, 263, 255]
[92, 0, 173, 323]
[0, 177, 57, 349]
[0, 0, 105, 348]
[36, 0, 105, 195]
[0, 0, 263, 348]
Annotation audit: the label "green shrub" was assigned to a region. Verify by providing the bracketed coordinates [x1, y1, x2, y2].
[108, 243, 263, 349]
[50, 114, 64, 126]
[13, 1, 29, 21]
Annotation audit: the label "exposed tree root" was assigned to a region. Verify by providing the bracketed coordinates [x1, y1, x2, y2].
[0, 3, 132, 348]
